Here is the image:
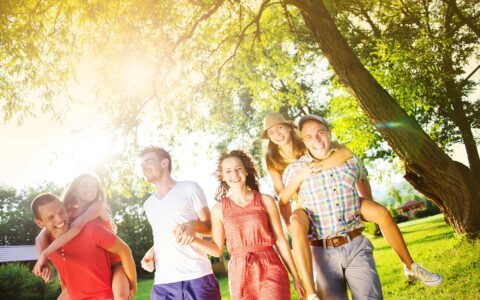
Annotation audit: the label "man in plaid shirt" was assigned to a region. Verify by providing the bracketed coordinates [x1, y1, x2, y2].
[283, 114, 383, 299]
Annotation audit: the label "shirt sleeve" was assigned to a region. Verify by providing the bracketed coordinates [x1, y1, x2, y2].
[283, 164, 297, 187]
[189, 182, 209, 212]
[353, 154, 368, 181]
[86, 221, 117, 250]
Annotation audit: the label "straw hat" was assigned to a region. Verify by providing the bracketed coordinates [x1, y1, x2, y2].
[260, 112, 295, 139]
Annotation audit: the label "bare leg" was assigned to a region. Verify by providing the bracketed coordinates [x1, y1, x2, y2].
[112, 265, 131, 300]
[290, 209, 317, 296]
[360, 199, 414, 268]
[279, 202, 292, 227]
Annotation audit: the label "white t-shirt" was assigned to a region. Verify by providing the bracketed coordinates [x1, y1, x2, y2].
[143, 181, 213, 284]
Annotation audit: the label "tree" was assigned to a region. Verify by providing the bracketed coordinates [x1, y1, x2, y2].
[283, 0, 479, 234]
[1, 0, 479, 235]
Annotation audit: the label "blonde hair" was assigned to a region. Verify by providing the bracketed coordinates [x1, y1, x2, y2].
[264, 125, 307, 174]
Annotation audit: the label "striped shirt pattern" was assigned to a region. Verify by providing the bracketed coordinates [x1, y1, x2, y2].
[283, 152, 367, 240]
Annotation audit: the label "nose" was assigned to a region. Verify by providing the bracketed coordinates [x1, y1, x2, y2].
[53, 214, 63, 224]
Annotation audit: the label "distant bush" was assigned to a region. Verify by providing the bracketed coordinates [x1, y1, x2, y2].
[0, 263, 61, 300]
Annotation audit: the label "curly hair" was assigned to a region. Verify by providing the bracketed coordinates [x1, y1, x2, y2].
[214, 150, 260, 202]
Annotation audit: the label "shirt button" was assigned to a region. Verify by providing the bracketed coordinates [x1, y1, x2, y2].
[333, 188, 336, 191]
[336, 203, 339, 206]
[338, 219, 342, 222]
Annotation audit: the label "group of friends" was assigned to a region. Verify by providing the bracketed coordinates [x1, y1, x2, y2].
[31, 112, 443, 300]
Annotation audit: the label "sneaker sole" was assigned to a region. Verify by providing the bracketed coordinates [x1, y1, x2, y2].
[422, 277, 443, 287]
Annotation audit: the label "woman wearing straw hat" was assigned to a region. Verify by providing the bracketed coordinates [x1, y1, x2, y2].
[261, 111, 442, 300]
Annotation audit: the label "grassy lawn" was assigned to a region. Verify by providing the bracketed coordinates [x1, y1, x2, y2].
[134, 214, 480, 299]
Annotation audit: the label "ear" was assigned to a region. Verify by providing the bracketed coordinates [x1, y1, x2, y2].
[34, 218, 45, 229]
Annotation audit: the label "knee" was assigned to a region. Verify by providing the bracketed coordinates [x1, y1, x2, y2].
[289, 213, 308, 237]
[113, 293, 130, 300]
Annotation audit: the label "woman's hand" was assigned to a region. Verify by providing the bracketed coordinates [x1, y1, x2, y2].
[294, 277, 306, 300]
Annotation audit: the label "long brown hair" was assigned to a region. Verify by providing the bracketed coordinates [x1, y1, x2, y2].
[214, 150, 260, 202]
[264, 125, 307, 174]
[62, 173, 111, 216]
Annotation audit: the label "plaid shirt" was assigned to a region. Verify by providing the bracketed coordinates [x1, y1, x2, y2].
[283, 152, 367, 240]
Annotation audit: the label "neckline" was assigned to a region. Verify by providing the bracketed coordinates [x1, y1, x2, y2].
[226, 191, 257, 209]
[154, 182, 177, 200]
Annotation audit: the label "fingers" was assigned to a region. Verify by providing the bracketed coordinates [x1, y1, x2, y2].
[43, 267, 52, 283]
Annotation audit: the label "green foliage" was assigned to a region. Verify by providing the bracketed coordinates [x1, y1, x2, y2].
[328, 0, 479, 151]
[109, 191, 153, 278]
[363, 221, 382, 237]
[0, 183, 63, 245]
[0, 263, 61, 300]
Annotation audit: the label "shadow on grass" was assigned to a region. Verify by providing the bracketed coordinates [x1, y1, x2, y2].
[374, 231, 454, 252]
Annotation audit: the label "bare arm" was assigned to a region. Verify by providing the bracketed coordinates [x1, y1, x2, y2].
[262, 194, 305, 298]
[356, 178, 373, 200]
[191, 203, 225, 257]
[35, 228, 50, 256]
[174, 206, 212, 245]
[269, 168, 293, 226]
[107, 237, 137, 296]
[278, 165, 313, 205]
[33, 228, 52, 281]
[57, 287, 69, 300]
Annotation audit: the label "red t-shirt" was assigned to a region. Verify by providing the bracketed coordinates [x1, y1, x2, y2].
[49, 221, 117, 300]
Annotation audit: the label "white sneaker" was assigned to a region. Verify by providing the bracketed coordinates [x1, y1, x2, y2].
[307, 294, 320, 300]
[404, 263, 443, 286]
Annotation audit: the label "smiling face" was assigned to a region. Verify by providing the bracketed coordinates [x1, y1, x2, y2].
[221, 156, 248, 190]
[75, 176, 99, 205]
[35, 200, 69, 238]
[141, 151, 167, 183]
[301, 120, 332, 159]
[266, 123, 293, 147]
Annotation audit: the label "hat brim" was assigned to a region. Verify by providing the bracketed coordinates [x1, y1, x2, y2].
[260, 120, 296, 139]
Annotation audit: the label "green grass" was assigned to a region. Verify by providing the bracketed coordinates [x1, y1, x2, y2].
[134, 214, 480, 299]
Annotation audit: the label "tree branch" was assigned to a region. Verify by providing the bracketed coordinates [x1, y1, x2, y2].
[216, 0, 272, 85]
[443, 0, 480, 39]
[174, 0, 226, 49]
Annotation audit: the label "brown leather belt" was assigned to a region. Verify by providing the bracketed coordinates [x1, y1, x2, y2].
[309, 227, 364, 248]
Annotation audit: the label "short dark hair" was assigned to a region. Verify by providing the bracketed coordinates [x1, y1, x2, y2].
[139, 146, 172, 172]
[31, 193, 61, 219]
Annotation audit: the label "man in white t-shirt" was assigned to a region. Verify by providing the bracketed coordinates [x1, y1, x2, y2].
[139, 146, 221, 300]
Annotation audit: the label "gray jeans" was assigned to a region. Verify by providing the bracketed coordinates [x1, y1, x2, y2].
[311, 234, 383, 300]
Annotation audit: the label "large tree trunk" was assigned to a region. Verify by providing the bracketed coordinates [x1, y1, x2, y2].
[285, 0, 480, 235]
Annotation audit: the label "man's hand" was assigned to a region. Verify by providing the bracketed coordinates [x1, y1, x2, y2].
[173, 222, 196, 246]
[141, 249, 155, 272]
